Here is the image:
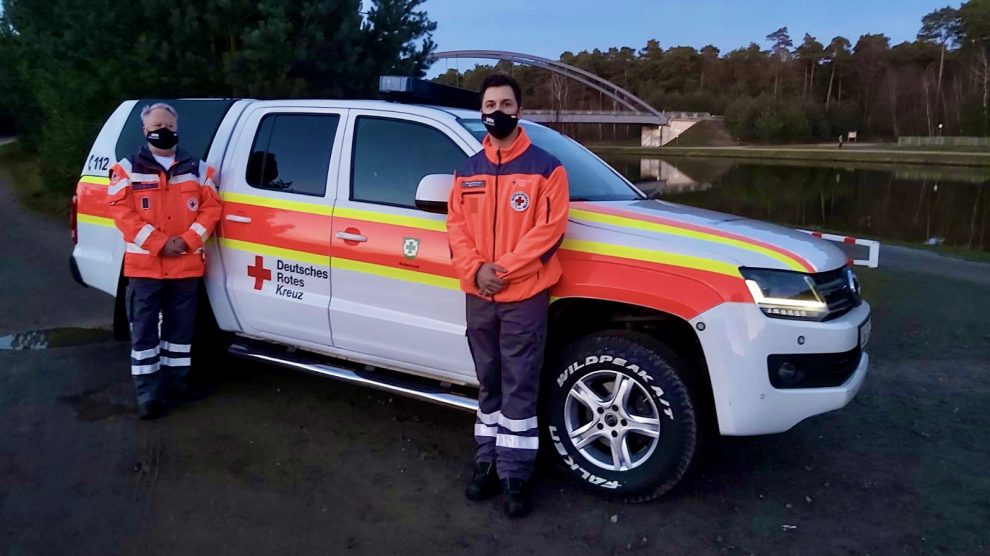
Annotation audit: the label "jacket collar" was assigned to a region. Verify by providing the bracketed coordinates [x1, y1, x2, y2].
[482, 126, 531, 165]
[138, 145, 193, 172]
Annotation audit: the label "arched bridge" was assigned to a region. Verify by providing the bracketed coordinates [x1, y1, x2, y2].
[430, 50, 670, 126]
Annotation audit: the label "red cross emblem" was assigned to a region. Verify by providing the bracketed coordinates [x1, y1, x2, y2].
[247, 255, 271, 290]
[510, 192, 530, 212]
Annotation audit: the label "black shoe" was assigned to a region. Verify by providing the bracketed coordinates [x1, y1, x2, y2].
[138, 400, 164, 420]
[465, 462, 499, 501]
[502, 478, 532, 518]
[166, 383, 209, 402]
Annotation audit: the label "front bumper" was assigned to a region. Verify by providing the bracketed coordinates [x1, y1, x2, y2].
[690, 301, 871, 436]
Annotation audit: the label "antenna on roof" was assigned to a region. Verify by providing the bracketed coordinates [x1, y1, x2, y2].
[378, 76, 479, 110]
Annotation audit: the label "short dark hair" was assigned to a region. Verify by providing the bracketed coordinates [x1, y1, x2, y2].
[479, 74, 522, 107]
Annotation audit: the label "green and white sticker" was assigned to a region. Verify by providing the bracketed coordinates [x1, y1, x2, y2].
[402, 237, 420, 259]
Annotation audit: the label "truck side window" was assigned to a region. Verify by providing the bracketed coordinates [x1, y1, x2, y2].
[246, 113, 339, 197]
[351, 117, 466, 209]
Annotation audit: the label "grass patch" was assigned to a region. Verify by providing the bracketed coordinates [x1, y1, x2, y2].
[883, 238, 990, 264]
[0, 140, 69, 221]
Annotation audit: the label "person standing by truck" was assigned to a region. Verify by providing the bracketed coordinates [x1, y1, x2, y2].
[107, 103, 222, 420]
[446, 75, 570, 517]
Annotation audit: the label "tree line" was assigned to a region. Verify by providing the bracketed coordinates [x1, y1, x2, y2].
[435, 1, 990, 144]
[0, 0, 435, 196]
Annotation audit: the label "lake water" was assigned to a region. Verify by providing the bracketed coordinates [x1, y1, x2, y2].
[598, 154, 990, 254]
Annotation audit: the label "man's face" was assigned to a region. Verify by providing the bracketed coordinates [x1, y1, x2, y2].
[142, 108, 177, 137]
[481, 85, 520, 116]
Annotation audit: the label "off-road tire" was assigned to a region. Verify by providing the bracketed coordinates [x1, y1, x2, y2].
[542, 330, 702, 502]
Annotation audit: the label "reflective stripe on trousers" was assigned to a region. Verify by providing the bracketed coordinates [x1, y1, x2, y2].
[126, 277, 199, 404]
[467, 290, 549, 481]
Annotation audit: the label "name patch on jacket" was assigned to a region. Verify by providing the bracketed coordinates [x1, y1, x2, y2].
[133, 181, 160, 191]
[462, 180, 486, 188]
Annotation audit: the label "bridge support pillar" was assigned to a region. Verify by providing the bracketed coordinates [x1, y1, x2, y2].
[641, 126, 665, 147]
[641, 120, 701, 147]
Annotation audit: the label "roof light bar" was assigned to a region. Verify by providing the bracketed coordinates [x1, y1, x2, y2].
[378, 76, 479, 110]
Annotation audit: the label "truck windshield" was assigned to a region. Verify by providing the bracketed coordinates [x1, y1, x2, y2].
[459, 120, 642, 202]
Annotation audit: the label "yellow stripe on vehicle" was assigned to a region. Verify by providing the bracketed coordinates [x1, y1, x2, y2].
[333, 207, 447, 233]
[79, 175, 110, 185]
[569, 208, 806, 272]
[77, 213, 116, 228]
[220, 192, 333, 216]
[331, 257, 460, 290]
[562, 239, 743, 278]
[218, 238, 329, 266]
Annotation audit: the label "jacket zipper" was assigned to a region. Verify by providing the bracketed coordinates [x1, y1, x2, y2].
[492, 149, 501, 262]
[490, 150, 502, 300]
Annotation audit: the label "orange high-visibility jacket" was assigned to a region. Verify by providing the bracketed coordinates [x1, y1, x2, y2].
[108, 146, 222, 279]
[447, 127, 570, 302]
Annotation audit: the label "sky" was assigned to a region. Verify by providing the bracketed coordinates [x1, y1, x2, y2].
[423, 0, 960, 74]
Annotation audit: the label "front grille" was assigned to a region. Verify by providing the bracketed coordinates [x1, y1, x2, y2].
[813, 268, 861, 321]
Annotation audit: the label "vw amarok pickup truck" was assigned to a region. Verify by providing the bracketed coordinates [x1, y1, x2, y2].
[71, 95, 872, 502]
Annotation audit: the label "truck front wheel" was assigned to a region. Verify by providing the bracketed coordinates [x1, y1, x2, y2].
[542, 331, 702, 502]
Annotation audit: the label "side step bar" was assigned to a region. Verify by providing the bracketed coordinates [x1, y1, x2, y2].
[228, 341, 478, 413]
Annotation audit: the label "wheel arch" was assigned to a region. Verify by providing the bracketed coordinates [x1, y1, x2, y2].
[547, 296, 717, 434]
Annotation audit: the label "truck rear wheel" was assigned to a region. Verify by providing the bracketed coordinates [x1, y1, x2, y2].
[542, 331, 702, 502]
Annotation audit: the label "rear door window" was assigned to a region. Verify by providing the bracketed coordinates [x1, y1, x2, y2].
[245, 113, 340, 197]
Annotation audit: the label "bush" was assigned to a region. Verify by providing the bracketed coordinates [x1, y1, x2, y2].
[724, 97, 756, 139]
[779, 103, 811, 141]
[754, 108, 785, 143]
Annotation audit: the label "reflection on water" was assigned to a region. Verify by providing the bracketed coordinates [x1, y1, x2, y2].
[635, 159, 712, 194]
[601, 154, 990, 252]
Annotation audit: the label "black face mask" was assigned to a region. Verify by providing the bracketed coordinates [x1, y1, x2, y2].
[147, 128, 178, 150]
[482, 110, 519, 140]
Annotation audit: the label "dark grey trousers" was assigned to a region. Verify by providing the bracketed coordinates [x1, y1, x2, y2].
[126, 277, 198, 405]
[466, 290, 549, 480]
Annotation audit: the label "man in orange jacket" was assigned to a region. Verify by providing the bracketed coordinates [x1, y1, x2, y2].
[447, 74, 570, 517]
[108, 103, 222, 420]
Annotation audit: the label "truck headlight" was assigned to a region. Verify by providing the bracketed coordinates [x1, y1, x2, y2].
[741, 268, 829, 320]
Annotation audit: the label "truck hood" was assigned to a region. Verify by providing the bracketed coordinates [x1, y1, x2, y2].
[569, 200, 847, 273]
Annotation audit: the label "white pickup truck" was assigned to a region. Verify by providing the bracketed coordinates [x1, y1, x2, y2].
[70, 93, 872, 502]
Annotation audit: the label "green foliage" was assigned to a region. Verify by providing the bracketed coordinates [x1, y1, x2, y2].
[918, 6, 962, 46]
[0, 0, 435, 200]
[755, 108, 784, 143]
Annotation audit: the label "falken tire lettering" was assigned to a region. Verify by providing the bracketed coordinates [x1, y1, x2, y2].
[548, 426, 621, 489]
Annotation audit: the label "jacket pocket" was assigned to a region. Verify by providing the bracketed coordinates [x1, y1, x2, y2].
[460, 190, 485, 216]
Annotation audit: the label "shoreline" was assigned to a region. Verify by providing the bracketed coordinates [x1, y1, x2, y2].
[591, 145, 990, 167]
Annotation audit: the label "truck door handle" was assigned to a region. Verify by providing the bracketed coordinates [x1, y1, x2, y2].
[225, 214, 252, 224]
[335, 231, 368, 243]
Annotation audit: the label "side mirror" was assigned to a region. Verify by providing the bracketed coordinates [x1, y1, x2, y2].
[415, 174, 454, 214]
